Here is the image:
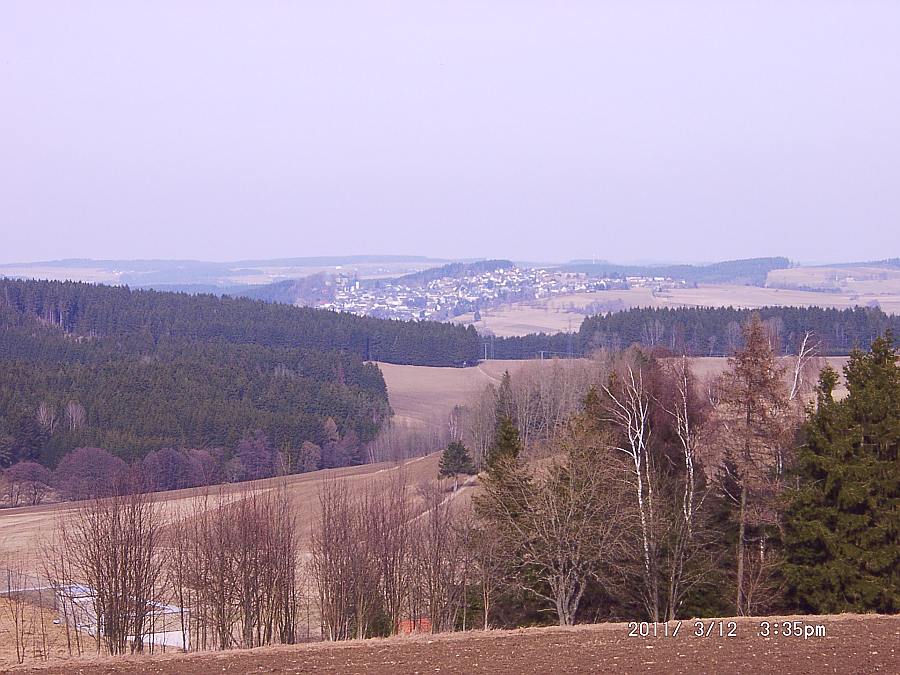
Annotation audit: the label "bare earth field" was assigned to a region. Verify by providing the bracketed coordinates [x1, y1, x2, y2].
[377, 359, 533, 427]
[0, 454, 445, 574]
[767, 265, 900, 296]
[8, 614, 897, 674]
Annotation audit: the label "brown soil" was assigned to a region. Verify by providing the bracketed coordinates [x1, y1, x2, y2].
[7, 614, 897, 674]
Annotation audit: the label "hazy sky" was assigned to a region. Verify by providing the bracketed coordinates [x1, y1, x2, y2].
[2, 1, 899, 265]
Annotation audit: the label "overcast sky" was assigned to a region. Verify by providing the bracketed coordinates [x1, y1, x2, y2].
[2, 1, 898, 265]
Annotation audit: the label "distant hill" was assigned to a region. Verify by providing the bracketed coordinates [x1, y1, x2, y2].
[385, 259, 516, 286]
[556, 257, 791, 285]
[0, 255, 450, 288]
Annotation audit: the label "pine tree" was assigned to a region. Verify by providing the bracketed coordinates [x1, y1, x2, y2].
[485, 416, 522, 474]
[439, 441, 476, 491]
[495, 371, 514, 421]
[783, 333, 899, 613]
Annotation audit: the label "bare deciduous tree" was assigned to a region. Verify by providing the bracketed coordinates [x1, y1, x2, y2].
[601, 361, 661, 621]
[476, 434, 627, 626]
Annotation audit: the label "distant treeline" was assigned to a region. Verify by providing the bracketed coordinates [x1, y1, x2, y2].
[490, 306, 900, 359]
[556, 256, 790, 286]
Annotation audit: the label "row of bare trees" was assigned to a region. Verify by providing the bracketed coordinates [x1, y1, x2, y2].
[452, 359, 607, 466]
[167, 486, 301, 650]
[311, 475, 476, 639]
[41, 478, 302, 656]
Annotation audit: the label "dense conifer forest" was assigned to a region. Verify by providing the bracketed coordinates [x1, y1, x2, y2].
[0, 278, 481, 365]
[0, 278, 479, 470]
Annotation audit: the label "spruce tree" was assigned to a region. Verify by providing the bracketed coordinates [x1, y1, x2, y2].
[439, 441, 476, 490]
[485, 415, 522, 473]
[783, 333, 899, 613]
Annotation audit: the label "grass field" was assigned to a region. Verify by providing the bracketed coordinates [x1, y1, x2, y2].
[767, 264, 900, 295]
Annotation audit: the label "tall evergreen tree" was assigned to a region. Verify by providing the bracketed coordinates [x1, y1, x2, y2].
[439, 441, 476, 491]
[486, 416, 522, 473]
[783, 333, 899, 613]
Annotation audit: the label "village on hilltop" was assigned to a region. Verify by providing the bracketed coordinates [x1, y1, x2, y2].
[318, 265, 686, 321]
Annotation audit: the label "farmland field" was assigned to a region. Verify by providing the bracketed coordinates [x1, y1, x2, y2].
[0, 454, 457, 666]
[455, 267, 900, 337]
[11, 614, 898, 674]
[380, 356, 852, 430]
[377, 359, 534, 427]
[0, 454, 446, 571]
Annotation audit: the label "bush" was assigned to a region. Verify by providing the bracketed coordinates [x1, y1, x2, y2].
[2, 460, 52, 506]
[54, 447, 128, 501]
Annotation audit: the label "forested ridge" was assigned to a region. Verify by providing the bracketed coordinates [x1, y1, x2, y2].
[0, 278, 481, 366]
[556, 256, 790, 285]
[0, 278, 476, 472]
[491, 305, 900, 359]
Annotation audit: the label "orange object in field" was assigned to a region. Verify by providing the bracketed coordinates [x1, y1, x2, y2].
[397, 617, 432, 634]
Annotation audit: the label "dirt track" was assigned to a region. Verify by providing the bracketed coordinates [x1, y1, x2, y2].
[8, 615, 897, 674]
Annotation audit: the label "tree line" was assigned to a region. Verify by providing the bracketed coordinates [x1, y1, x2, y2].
[0, 278, 415, 475]
[453, 319, 897, 623]
[490, 305, 899, 359]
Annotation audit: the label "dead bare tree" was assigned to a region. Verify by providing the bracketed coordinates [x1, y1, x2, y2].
[311, 479, 358, 640]
[468, 523, 506, 630]
[165, 483, 301, 651]
[4, 563, 29, 664]
[414, 484, 467, 632]
[712, 315, 791, 615]
[371, 474, 413, 635]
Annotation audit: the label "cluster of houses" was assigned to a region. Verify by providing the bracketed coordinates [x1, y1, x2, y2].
[317, 266, 682, 321]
